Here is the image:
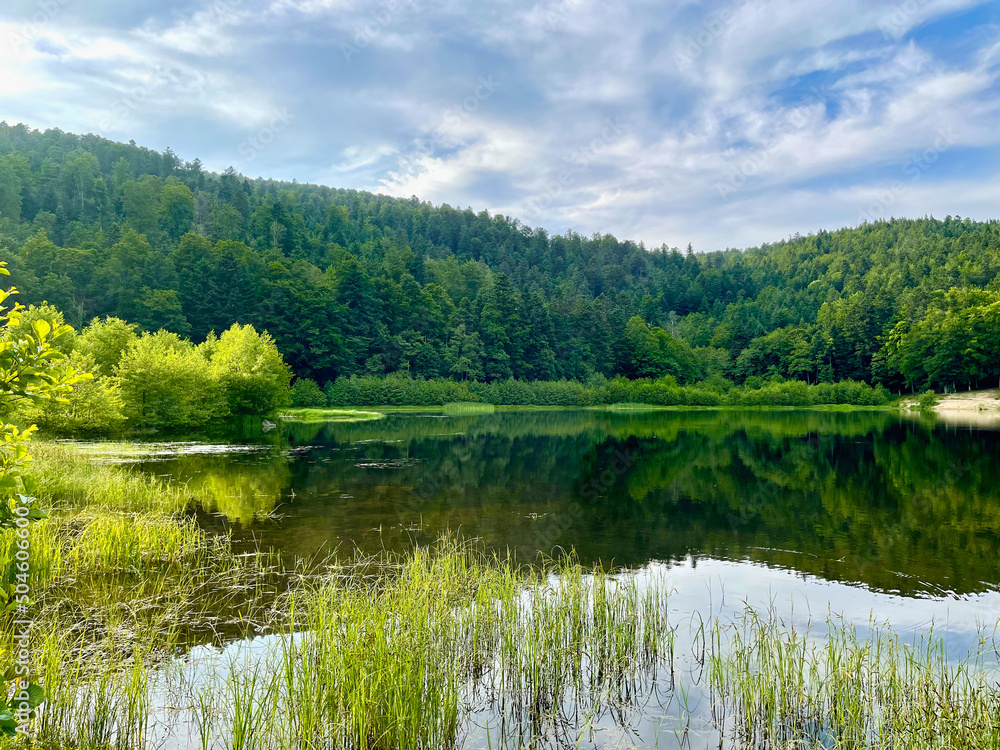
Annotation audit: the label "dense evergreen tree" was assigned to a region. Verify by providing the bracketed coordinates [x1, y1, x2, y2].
[3, 123, 1000, 390]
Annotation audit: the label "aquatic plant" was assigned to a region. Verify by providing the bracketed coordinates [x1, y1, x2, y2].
[441, 402, 496, 415]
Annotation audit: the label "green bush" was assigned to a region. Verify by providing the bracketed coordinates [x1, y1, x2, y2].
[917, 390, 939, 410]
[208, 324, 292, 415]
[726, 380, 888, 407]
[115, 330, 224, 429]
[325, 374, 476, 406]
[77, 317, 139, 377]
[19, 352, 127, 435]
[291, 378, 327, 408]
[321, 375, 890, 409]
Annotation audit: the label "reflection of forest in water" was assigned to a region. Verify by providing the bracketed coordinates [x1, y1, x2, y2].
[141, 410, 1000, 597]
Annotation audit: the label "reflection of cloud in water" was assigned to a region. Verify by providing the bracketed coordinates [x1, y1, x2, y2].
[66, 442, 282, 464]
[653, 558, 1000, 658]
[144, 557, 999, 750]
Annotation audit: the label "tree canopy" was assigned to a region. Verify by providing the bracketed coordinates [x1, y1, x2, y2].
[3, 123, 1000, 392]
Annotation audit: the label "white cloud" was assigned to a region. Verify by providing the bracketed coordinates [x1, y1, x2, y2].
[329, 143, 397, 172]
[0, 0, 997, 251]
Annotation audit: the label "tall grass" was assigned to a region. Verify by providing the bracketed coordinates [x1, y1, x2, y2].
[442, 402, 496, 415]
[709, 609, 1000, 749]
[6, 442, 998, 749]
[12, 538, 1000, 750]
[29, 440, 193, 514]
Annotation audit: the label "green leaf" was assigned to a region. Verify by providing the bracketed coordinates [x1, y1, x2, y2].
[31, 319, 52, 340]
[26, 684, 44, 709]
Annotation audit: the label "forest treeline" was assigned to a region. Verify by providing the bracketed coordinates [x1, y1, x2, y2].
[2, 122, 1000, 394]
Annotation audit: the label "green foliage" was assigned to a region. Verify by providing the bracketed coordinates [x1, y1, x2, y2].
[115, 330, 223, 429]
[76, 317, 139, 377]
[208, 324, 292, 415]
[18, 352, 127, 435]
[917, 390, 939, 410]
[624, 315, 699, 382]
[290, 378, 327, 408]
[0, 285, 90, 419]
[882, 288, 1000, 392]
[0, 262, 90, 734]
[17, 314, 296, 433]
[726, 379, 888, 407]
[132, 287, 190, 336]
[2, 124, 1000, 394]
[326, 373, 477, 407]
[1, 304, 75, 355]
[323, 374, 888, 408]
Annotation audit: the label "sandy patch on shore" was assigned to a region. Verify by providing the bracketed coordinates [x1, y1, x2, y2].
[902, 389, 1000, 427]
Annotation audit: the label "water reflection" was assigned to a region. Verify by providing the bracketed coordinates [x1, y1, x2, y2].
[127, 409, 1000, 597]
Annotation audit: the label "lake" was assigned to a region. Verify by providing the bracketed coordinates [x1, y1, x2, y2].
[75, 408, 1000, 748]
[92, 408, 1000, 598]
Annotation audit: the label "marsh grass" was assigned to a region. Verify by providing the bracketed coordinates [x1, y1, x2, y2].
[442, 402, 497, 415]
[10, 537, 1000, 750]
[277, 408, 385, 423]
[5, 441, 999, 750]
[146, 540, 679, 750]
[708, 609, 1000, 750]
[0, 441, 288, 748]
[30, 440, 193, 514]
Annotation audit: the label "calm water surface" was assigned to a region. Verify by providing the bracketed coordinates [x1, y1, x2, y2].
[93, 409, 1000, 749]
[106, 409, 1000, 599]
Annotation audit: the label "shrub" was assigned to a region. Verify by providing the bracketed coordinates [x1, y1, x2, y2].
[291, 378, 327, 408]
[917, 390, 939, 410]
[321, 375, 888, 409]
[115, 331, 223, 429]
[325, 375, 476, 406]
[76, 317, 139, 377]
[727, 380, 888, 407]
[207, 324, 292, 415]
[20, 352, 127, 435]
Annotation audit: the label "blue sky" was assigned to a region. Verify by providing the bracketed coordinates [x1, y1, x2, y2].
[2, 0, 1000, 251]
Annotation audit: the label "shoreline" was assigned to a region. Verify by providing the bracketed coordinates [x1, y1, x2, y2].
[901, 389, 1000, 427]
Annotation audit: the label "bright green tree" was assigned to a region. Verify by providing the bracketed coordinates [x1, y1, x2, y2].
[208, 324, 292, 415]
[0, 263, 89, 735]
[76, 317, 139, 378]
[20, 352, 126, 435]
[115, 330, 222, 428]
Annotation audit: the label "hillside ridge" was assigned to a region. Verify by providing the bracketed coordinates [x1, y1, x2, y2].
[2, 122, 999, 392]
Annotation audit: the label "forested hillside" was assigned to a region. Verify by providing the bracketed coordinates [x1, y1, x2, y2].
[2, 122, 1000, 393]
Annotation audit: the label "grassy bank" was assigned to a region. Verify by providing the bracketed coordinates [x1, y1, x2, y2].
[3, 442, 997, 748]
[277, 407, 385, 423]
